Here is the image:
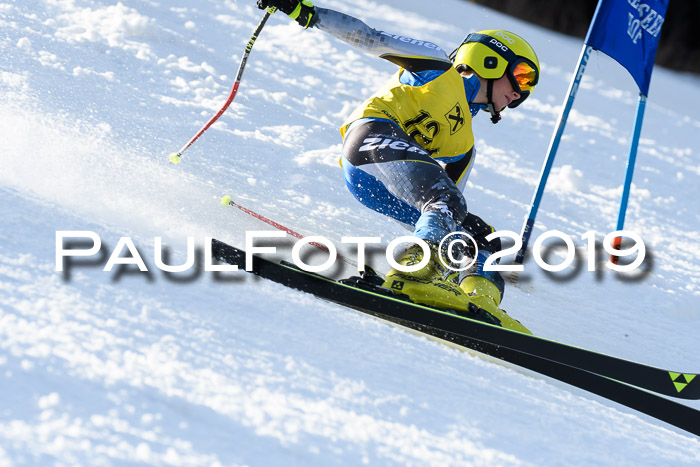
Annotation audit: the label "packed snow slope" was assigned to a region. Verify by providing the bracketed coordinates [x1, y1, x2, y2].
[2, 0, 700, 464]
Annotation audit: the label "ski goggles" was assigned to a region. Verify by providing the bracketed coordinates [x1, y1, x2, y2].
[506, 58, 539, 108]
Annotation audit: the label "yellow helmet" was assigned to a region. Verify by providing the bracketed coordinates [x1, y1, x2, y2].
[451, 30, 540, 110]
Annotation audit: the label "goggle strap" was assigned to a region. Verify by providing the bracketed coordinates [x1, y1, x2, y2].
[464, 33, 518, 63]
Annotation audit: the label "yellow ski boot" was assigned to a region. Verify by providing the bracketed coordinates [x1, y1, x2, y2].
[385, 243, 444, 281]
[381, 240, 531, 334]
[382, 242, 470, 311]
[459, 273, 531, 334]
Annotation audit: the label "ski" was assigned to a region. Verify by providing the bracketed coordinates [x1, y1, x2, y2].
[211, 239, 700, 437]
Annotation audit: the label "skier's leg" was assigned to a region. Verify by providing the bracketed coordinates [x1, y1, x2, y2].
[341, 119, 469, 279]
[341, 119, 468, 243]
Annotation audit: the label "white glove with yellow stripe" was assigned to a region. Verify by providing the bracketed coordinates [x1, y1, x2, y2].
[256, 0, 316, 28]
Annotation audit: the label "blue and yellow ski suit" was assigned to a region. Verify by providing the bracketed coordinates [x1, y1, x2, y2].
[313, 8, 495, 245]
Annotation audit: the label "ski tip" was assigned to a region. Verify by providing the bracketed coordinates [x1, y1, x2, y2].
[221, 195, 232, 206]
[169, 152, 182, 164]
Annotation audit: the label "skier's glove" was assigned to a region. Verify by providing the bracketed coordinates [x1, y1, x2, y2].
[460, 212, 501, 258]
[257, 0, 316, 28]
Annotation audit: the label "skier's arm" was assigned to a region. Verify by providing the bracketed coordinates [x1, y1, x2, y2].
[312, 8, 452, 72]
[256, 0, 453, 72]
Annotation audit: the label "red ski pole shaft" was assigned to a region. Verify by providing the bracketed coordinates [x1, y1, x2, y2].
[222, 195, 309, 243]
[169, 8, 276, 164]
[220, 195, 358, 268]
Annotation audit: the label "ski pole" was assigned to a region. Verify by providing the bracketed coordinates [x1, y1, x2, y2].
[220, 195, 358, 268]
[169, 8, 277, 164]
[221, 195, 319, 246]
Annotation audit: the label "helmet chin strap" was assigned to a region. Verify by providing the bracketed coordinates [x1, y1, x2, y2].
[486, 79, 501, 124]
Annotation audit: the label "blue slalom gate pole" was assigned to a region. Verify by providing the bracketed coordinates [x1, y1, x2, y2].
[515, 45, 593, 264]
[611, 93, 647, 262]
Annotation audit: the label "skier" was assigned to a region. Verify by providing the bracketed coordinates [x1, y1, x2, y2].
[255, 0, 540, 319]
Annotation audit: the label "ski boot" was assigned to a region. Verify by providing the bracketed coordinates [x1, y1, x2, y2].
[381, 241, 469, 311]
[385, 242, 445, 281]
[458, 252, 531, 334]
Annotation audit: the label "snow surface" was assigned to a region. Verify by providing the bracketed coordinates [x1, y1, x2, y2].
[1, 0, 700, 464]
